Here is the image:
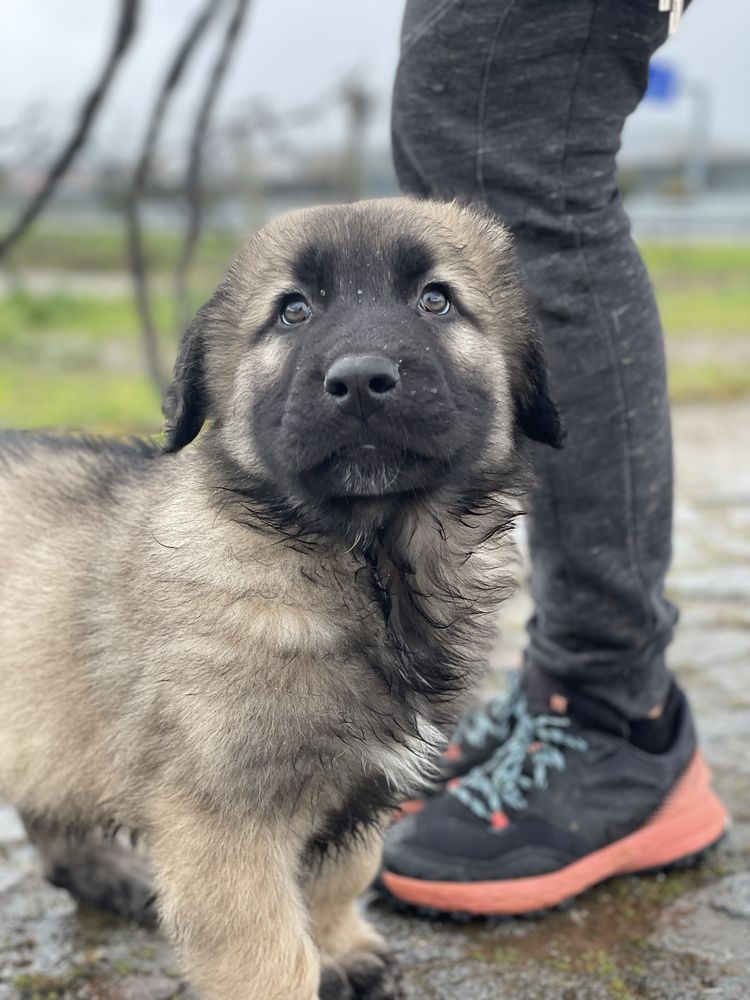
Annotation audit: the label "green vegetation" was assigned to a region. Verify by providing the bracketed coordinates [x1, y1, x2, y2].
[641, 242, 750, 278]
[641, 244, 750, 401]
[0, 234, 748, 431]
[0, 290, 171, 432]
[659, 284, 750, 337]
[0, 363, 162, 432]
[0, 288, 171, 342]
[667, 358, 750, 403]
[643, 242, 750, 339]
[0, 287, 208, 432]
[3, 224, 238, 280]
[13, 968, 83, 998]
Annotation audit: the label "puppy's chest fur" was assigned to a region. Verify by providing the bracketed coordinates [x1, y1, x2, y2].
[140, 494, 512, 847]
[320, 553, 504, 840]
[152, 536, 431, 804]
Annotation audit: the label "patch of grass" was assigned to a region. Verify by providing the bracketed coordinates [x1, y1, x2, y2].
[487, 945, 523, 965]
[623, 869, 696, 904]
[0, 290, 188, 432]
[5, 225, 239, 278]
[668, 361, 750, 403]
[0, 363, 161, 432]
[0, 289, 140, 342]
[547, 945, 637, 999]
[13, 969, 84, 998]
[658, 285, 750, 337]
[641, 242, 750, 279]
[640, 242, 750, 341]
[135, 945, 158, 961]
[0, 289, 207, 346]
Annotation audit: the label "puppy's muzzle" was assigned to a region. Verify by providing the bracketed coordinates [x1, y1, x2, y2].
[324, 355, 400, 421]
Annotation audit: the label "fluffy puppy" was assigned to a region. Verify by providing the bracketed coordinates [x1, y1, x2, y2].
[0, 198, 562, 999]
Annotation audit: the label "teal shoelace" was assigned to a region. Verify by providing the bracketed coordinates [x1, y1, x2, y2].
[452, 691, 589, 822]
[451, 670, 523, 750]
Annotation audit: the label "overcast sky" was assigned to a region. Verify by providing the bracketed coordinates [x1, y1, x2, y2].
[1, 0, 748, 167]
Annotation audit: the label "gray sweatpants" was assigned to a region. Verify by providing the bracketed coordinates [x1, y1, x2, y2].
[392, 0, 683, 717]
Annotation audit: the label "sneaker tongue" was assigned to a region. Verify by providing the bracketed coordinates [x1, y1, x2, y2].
[522, 667, 630, 739]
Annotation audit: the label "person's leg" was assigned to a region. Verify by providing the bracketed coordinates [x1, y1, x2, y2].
[392, 0, 677, 718]
[381, 0, 729, 914]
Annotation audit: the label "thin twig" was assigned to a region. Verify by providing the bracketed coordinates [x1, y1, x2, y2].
[175, 0, 251, 335]
[126, 0, 224, 396]
[0, 0, 139, 258]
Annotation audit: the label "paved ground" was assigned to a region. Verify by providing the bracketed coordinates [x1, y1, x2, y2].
[1, 400, 748, 1000]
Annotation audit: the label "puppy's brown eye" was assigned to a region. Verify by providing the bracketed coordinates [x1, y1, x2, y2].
[418, 285, 450, 315]
[280, 295, 312, 326]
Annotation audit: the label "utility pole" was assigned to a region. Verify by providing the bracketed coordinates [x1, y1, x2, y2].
[341, 80, 373, 203]
[685, 80, 711, 193]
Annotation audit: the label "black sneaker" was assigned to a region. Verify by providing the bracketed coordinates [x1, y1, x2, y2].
[382, 674, 729, 915]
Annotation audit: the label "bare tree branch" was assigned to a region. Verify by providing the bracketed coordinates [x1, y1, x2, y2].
[126, 0, 224, 396]
[175, 0, 251, 334]
[0, 0, 139, 258]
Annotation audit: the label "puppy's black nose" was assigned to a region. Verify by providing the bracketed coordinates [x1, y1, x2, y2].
[324, 355, 399, 420]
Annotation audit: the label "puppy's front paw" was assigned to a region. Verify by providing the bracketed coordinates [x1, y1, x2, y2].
[319, 963, 354, 1000]
[319, 951, 404, 1000]
[343, 951, 405, 1000]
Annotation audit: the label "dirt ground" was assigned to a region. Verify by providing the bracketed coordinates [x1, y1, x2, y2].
[1, 400, 748, 1000]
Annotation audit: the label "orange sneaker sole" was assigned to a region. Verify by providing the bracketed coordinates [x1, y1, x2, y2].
[382, 750, 730, 916]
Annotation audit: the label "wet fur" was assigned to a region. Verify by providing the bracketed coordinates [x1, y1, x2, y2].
[0, 198, 561, 999]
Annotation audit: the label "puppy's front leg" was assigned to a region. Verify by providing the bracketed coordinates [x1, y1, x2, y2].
[149, 799, 319, 1000]
[307, 827, 404, 999]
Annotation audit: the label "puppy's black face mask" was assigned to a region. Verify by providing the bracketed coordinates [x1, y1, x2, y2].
[163, 200, 564, 534]
[251, 240, 494, 505]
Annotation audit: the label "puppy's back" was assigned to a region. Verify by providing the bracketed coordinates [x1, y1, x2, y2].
[0, 433, 160, 819]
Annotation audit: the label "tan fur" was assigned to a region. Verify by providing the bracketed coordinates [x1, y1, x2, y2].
[0, 444, 388, 998]
[149, 799, 320, 1000]
[306, 829, 386, 967]
[0, 199, 559, 998]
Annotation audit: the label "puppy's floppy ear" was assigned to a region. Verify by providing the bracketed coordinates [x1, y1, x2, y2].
[513, 329, 566, 449]
[162, 297, 216, 453]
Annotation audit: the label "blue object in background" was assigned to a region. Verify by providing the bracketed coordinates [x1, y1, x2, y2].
[646, 62, 680, 102]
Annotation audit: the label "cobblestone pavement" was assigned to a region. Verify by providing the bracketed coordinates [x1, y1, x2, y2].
[1, 401, 748, 1000]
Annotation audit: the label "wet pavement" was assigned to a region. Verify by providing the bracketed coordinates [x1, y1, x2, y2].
[1, 400, 749, 1000]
